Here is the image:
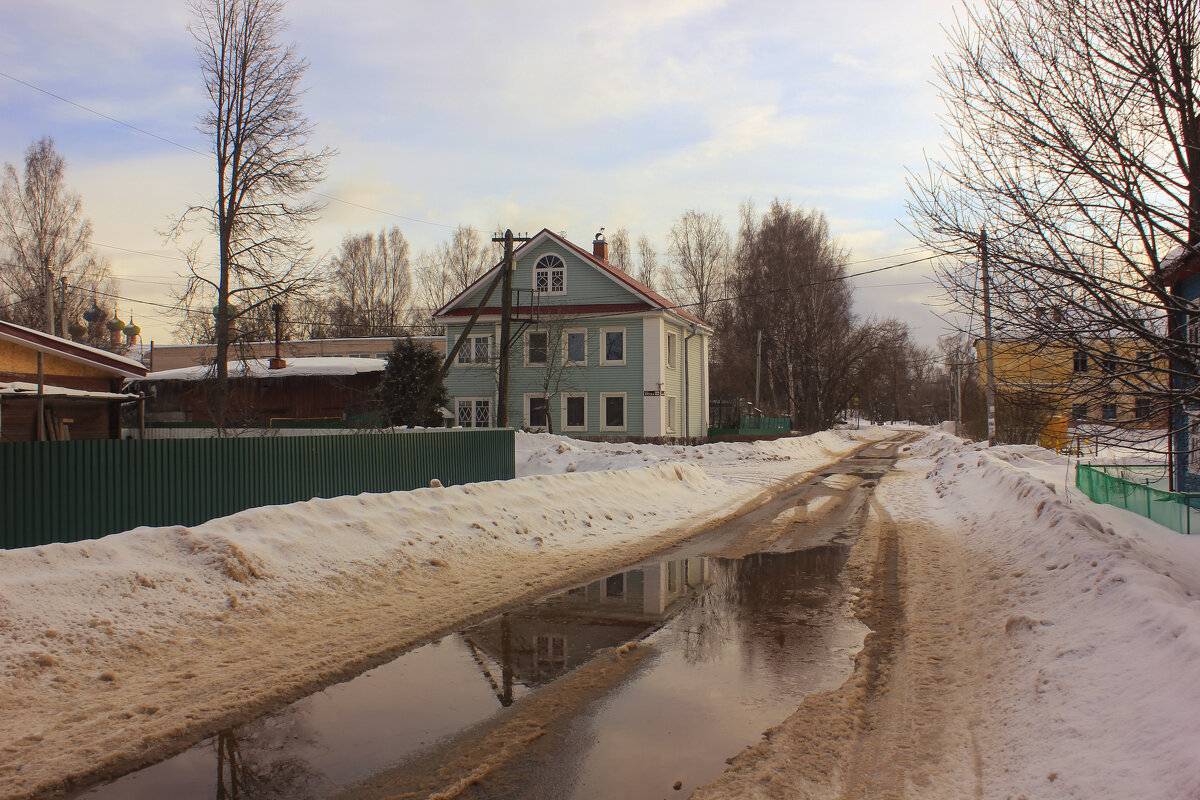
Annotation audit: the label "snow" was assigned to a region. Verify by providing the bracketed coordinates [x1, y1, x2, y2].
[0, 427, 881, 798]
[2, 424, 1199, 799]
[145, 356, 387, 381]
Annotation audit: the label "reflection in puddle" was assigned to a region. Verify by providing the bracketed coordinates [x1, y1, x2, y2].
[80, 548, 862, 800]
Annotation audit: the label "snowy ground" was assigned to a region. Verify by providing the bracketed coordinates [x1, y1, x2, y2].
[0, 428, 884, 799]
[3, 425, 1199, 799]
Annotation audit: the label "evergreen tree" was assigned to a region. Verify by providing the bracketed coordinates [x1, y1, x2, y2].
[377, 338, 448, 427]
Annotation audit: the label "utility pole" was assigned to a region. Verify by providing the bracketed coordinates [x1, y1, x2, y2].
[59, 276, 69, 339]
[754, 330, 762, 412]
[497, 230, 515, 428]
[44, 268, 55, 336]
[981, 228, 997, 446]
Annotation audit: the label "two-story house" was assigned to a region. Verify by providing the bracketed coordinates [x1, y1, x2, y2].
[433, 229, 713, 440]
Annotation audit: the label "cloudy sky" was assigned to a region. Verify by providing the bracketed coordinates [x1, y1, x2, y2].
[1, 0, 966, 346]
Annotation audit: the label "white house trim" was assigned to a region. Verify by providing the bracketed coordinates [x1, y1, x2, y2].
[642, 315, 664, 436]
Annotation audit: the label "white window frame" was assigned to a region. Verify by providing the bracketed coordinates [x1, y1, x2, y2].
[666, 395, 679, 433]
[600, 327, 626, 366]
[524, 329, 549, 367]
[523, 393, 550, 431]
[456, 334, 492, 366]
[534, 254, 566, 295]
[563, 328, 588, 366]
[456, 397, 492, 428]
[562, 392, 588, 432]
[600, 392, 627, 432]
[666, 332, 678, 370]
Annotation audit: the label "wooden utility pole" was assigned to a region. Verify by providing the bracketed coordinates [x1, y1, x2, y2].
[44, 268, 55, 336]
[981, 228, 998, 446]
[754, 330, 762, 412]
[497, 230, 515, 428]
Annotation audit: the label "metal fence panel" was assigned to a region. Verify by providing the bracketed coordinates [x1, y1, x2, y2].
[1076, 463, 1198, 535]
[0, 429, 515, 549]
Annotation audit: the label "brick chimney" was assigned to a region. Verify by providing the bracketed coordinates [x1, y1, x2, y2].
[593, 228, 608, 261]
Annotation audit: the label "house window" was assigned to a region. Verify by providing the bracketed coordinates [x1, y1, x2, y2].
[1135, 397, 1151, 420]
[1072, 403, 1088, 420]
[666, 395, 678, 433]
[456, 334, 491, 365]
[601, 327, 626, 366]
[666, 332, 678, 369]
[534, 254, 565, 294]
[456, 398, 492, 428]
[526, 330, 549, 366]
[563, 393, 587, 431]
[526, 394, 549, 429]
[606, 573, 625, 598]
[564, 329, 587, 365]
[1101, 403, 1118, 420]
[1100, 351, 1118, 374]
[1072, 350, 1088, 372]
[601, 392, 626, 431]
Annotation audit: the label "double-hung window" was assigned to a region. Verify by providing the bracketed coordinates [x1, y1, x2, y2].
[526, 394, 549, 429]
[563, 393, 587, 431]
[666, 333, 678, 369]
[534, 254, 565, 294]
[666, 396, 679, 433]
[526, 331, 548, 366]
[564, 328, 587, 365]
[457, 334, 491, 365]
[601, 392, 627, 431]
[600, 327, 626, 366]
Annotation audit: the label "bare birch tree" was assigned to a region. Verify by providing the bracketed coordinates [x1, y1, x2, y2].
[608, 227, 632, 272]
[635, 234, 658, 289]
[668, 210, 730, 321]
[0, 138, 115, 335]
[414, 225, 493, 314]
[174, 0, 332, 425]
[907, 0, 1197, 444]
[323, 226, 418, 336]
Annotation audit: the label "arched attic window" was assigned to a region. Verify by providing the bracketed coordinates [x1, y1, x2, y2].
[535, 254, 565, 294]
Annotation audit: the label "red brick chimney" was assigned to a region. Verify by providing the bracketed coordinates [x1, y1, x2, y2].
[593, 229, 608, 262]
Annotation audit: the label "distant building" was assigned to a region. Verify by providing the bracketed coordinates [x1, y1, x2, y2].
[144, 336, 445, 372]
[132, 357, 389, 432]
[0, 319, 147, 441]
[435, 229, 713, 439]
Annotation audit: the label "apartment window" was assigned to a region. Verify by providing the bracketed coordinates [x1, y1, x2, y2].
[526, 394, 549, 429]
[1072, 403, 1088, 420]
[601, 392, 627, 431]
[456, 398, 492, 428]
[526, 330, 549, 366]
[1134, 397, 1152, 420]
[1072, 350, 1088, 372]
[601, 327, 626, 366]
[563, 393, 587, 431]
[565, 329, 587, 365]
[1100, 351, 1118, 374]
[666, 395, 679, 433]
[456, 335, 491, 365]
[1101, 403, 1118, 420]
[534, 254, 565, 294]
[666, 332, 678, 369]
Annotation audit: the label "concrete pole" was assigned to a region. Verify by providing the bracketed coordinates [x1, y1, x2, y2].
[981, 229, 997, 446]
[498, 230, 514, 428]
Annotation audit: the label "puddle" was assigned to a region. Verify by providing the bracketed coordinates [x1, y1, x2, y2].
[77, 545, 865, 800]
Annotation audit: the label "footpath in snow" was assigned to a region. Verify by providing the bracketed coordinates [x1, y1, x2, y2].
[0, 428, 883, 799]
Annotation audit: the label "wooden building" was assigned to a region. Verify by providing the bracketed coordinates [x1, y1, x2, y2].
[0, 320, 148, 441]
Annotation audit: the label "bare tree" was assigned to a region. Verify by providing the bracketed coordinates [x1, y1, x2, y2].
[608, 227, 632, 273]
[907, 0, 1190, 446]
[174, 0, 333, 425]
[668, 210, 730, 321]
[0, 137, 115, 336]
[635, 235, 658, 289]
[322, 226, 418, 337]
[414, 225, 493, 314]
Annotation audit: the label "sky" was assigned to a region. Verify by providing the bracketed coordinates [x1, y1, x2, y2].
[0, 0, 968, 347]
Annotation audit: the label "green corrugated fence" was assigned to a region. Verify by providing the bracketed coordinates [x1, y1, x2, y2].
[739, 415, 790, 431]
[0, 429, 515, 549]
[1076, 463, 1200, 535]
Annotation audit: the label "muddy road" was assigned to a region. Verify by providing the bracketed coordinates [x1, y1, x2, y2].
[77, 434, 919, 800]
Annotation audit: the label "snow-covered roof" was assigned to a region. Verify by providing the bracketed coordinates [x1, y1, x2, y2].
[0, 319, 148, 379]
[143, 356, 388, 382]
[0, 381, 138, 401]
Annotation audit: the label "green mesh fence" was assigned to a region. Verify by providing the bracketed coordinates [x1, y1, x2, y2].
[1076, 464, 1200, 535]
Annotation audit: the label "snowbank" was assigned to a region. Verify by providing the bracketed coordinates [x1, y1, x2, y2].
[0, 428, 879, 798]
[906, 431, 1200, 800]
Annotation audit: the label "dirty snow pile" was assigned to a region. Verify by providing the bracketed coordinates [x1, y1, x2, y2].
[0, 428, 882, 798]
[904, 431, 1200, 800]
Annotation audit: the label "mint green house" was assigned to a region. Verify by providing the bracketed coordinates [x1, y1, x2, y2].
[433, 229, 713, 439]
